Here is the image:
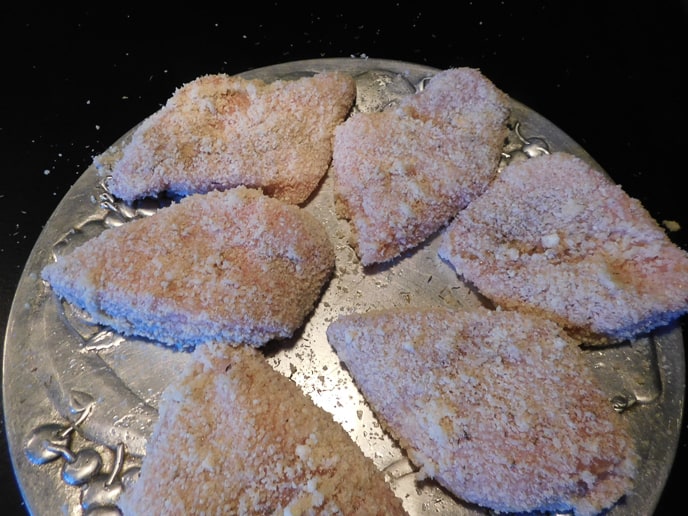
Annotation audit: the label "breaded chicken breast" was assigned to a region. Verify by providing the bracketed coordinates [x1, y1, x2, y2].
[95, 71, 356, 205]
[326, 306, 638, 516]
[332, 67, 510, 265]
[41, 187, 335, 349]
[118, 343, 408, 515]
[438, 151, 688, 343]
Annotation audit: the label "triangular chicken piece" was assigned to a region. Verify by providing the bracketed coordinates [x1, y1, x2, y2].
[41, 187, 335, 349]
[326, 306, 638, 516]
[95, 71, 356, 205]
[118, 343, 408, 515]
[331, 67, 510, 265]
[438, 151, 688, 343]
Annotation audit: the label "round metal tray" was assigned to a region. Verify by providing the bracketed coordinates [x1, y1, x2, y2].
[3, 58, 684, 515]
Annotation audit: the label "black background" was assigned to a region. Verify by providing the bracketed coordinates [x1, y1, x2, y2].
[1, 2, 686, 514]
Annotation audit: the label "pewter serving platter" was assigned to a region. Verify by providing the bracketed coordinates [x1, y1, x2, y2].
[3, 58, 684, 515]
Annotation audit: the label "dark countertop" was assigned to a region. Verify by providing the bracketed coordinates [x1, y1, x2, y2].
[2, 3, 686, 514]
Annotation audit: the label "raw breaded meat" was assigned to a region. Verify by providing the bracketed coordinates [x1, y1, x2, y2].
[41, 187, 335, 349]
[326, 306, 638, 516]
[95, 71, 356, 205]
[331, 67, 510, 265]
[438, 151, 688, 344]
[118, 343, 408, 515]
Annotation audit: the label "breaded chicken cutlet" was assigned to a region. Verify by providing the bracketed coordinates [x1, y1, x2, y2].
[326, 306, 638, 516]
[41, 187, 335, 349]
[331, 67, 511, 266]
[118, 343, 408, 515]
[95, 71, 356, 205]
[438, 151, 688, 344]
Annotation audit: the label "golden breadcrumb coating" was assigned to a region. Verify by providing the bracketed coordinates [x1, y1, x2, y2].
[41, 187, 335, 349]
[96, 71, 356, 205]
[332, 67, 510, 265]
[438, 151, 688, 343]
[118, 344, 408, 515]
[326, 306, 638, 516]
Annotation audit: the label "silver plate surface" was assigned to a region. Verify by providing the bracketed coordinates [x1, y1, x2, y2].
[3, 58, 684, 515]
